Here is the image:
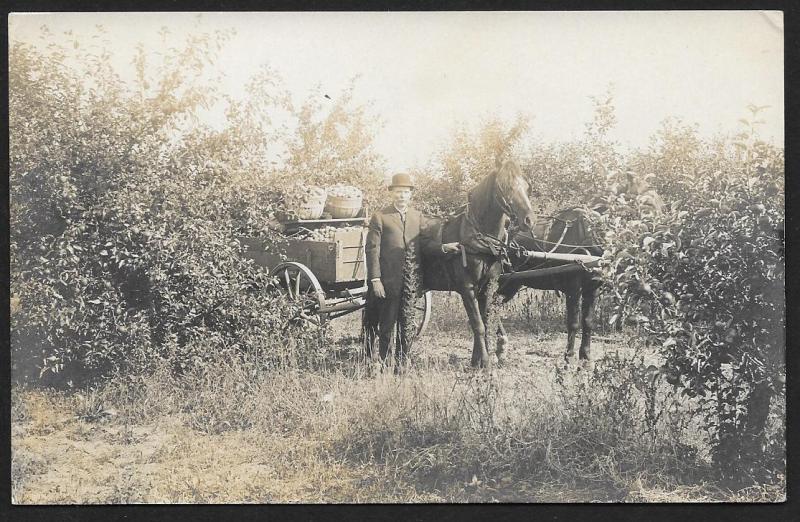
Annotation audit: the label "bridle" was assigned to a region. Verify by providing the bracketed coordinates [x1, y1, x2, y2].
[491, 175, 517, 218]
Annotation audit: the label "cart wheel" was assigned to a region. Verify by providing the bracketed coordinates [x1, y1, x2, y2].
[414, 291, 433, 338]
[269, 262, 328, 327]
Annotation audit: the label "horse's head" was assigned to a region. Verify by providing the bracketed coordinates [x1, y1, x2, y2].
[495, 160, 536, 232]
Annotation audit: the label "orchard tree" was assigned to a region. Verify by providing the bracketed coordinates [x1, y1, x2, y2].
[9, 27, 326, 385]
[414, 115, 530, 215]
[517, 86, 622, 215]
[277, 80, 387, 208]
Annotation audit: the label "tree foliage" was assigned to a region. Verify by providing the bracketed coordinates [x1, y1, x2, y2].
[279, 81, 387, 207]
[413, 115, 530, 216]
[595, 107, 784, 484]
[10, 27, 384, 384]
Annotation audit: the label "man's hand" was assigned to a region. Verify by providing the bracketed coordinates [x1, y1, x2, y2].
[441, 242, 461, 254]
[371, 279, 386, 299]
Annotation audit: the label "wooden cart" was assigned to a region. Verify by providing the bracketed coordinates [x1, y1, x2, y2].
[239, 216, 432, 337]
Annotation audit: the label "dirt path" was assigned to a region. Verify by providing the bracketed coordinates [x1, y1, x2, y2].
[13, 394, 433, 503]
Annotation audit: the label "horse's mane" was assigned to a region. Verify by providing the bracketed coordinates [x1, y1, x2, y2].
[467, 170, 497, 218]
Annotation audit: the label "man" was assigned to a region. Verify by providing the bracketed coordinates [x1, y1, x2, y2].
[363, 173, 460, 364]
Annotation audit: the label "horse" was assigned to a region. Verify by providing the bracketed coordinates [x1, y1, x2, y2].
[496, 207, 604, 363]
[421, 160, 537, 368]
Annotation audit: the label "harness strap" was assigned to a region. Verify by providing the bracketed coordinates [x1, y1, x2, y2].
[445, 171, 523, 270]
[546, 221, 571, 253]
[514, 213, 603, 250]
[534, 238, 604, 249]
[462, 199, 508, 258]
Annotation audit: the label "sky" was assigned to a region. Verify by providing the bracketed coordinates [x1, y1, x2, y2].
[9, 11, 784, 171]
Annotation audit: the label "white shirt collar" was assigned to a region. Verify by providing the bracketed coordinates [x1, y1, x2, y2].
[393, 204, 408, 215]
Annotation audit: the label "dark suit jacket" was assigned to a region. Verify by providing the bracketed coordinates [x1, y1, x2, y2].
[365, 206, 442, 297]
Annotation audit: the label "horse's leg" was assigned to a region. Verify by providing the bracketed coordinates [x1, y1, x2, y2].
[496, 318, 509, 359]
[461, 289, 490, 368]
[564, 287, 581, 364]
[478, 279, 503, 362]
[579, 279, 599, 361]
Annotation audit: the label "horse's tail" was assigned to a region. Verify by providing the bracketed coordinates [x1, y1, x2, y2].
[497, 279, 523, 302]
[398, 244, 422, 354]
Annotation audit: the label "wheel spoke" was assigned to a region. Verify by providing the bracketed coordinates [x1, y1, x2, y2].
[270, 262, 327, 329]
[283, 269, 293, 299]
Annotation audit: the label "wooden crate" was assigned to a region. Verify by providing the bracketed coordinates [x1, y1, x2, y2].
[238, 227, 368, 284]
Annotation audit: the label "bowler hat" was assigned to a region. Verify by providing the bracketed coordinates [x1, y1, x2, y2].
[388, 173, 415, 190]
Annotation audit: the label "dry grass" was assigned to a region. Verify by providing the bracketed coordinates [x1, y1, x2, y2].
[11, 292, 785, 504]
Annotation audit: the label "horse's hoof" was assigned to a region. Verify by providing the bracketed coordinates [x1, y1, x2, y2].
[471, 358, 491, 370]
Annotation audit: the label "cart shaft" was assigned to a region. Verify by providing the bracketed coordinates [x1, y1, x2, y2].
[520, 251, 602, 263]
[499, 259, 601, 283]
[319, 297, 366, 314]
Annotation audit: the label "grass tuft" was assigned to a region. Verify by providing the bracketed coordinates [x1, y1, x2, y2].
[10, 291, 785, 503]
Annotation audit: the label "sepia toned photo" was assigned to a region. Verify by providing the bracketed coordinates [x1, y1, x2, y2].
[9, 11, 785, 503]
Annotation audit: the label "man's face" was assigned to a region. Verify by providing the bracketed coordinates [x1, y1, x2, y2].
[391, 187, 413, 208]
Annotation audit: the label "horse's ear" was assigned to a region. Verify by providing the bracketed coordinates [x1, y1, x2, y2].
[494, 160, 508, 184]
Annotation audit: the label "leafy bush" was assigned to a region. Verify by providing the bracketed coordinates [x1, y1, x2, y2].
[10, 27, 385, 385]
[596, 109, 784, 484]
[413, 90, 620, 219]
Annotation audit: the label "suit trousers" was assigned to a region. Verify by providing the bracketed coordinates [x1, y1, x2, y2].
[363, 290, 408, 363]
